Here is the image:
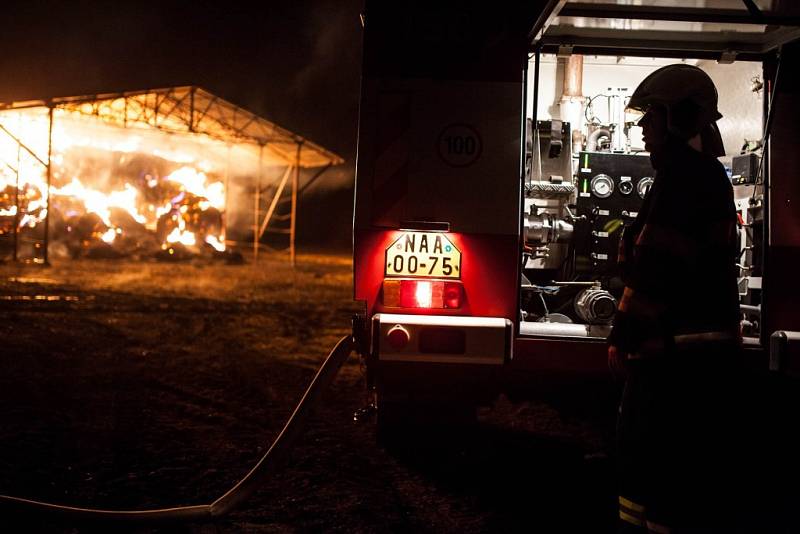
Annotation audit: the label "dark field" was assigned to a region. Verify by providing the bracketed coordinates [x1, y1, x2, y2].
[0, 255, 618, 533]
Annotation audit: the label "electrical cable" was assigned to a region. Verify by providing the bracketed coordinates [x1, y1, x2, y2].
[0, 334, 355, 525]
[584, 94, 610, 124]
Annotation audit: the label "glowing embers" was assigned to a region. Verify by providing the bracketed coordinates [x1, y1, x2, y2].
[382, 279, 463, 309]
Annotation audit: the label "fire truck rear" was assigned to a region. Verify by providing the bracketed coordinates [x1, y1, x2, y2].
[352, 1, 800, 436]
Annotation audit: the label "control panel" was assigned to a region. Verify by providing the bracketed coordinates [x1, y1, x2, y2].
[574, 151, 654, 275]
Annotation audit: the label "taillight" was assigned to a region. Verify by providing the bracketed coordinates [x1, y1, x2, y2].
[382, 279, 463, 309]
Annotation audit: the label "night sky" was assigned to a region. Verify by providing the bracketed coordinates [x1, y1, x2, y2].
[0, 0, 365, 248]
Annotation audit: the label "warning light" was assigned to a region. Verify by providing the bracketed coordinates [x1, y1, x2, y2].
[382, 279, 463, 309]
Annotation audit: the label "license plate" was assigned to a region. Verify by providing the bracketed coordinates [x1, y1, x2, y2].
[385, 231, 461, 279]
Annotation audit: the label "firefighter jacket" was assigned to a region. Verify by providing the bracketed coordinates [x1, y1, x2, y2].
[608, 139, 740, 356]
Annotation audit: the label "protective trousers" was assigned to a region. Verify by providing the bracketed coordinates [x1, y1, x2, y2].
[615, 345, 746, 532]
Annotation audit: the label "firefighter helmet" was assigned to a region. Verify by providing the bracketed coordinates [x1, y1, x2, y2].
[628, 64, 725, 156]
[628, 64, 722, 123]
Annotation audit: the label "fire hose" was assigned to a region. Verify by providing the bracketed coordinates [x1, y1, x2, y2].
[0, 334, 355, 524]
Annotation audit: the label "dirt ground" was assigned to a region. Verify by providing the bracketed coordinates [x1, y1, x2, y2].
[0, 253, 620, 533]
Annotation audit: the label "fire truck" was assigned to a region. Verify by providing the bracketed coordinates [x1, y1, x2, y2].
[352, 1, 800, 435]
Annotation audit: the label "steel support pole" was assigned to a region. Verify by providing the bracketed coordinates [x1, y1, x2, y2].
[44, 105, 53, 265]
[223, 144, 230, 243]
[290, 142, 302, 267]
[12, 142, 20, 262]
[531, 45, 541, 186]
[189, 87, 196, 133]
[254, 144, 263, 263]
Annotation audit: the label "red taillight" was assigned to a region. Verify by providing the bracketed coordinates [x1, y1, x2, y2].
[382, 279, 463, 309]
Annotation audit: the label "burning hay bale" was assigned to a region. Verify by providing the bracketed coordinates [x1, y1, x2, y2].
[48, 159, 227, 259]
[7, 156, 231, 261]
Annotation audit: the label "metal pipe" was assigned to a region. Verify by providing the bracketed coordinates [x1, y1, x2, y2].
[223, 143, 230, 242]
[530, 45, 542, 185]
[44, 105, 53, 265]
[762, 52, 780, 346]
[587, 128, 611, 151]
[290, 142, 302, 267]
[254, 144, 263, 263]
[519, 320, 609, 339]
[189, 87, 196, 133]
[13, 140, 20, 262]
[563, 54, 583, 97]
[532, 47, 541, 125]
[740, 304, 761, 315]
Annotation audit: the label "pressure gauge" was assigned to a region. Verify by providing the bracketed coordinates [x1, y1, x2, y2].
[590, 174, 614, 199]
[618, 177, 633, 195]
[637, 177, 654, 199]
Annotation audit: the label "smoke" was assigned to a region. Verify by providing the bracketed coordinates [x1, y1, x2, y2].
[286, 0, 363, 192]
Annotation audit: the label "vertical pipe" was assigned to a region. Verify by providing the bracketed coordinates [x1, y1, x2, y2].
[532, 47, 541, 125]
[562, 54, 583, 97]
[761, 55, 775, 347]
[12, 141, 20, 262]
[189, 87, 196, 132]
[562, 54, 585, 156]
[43, 105, 53, 265]
[290, 142, 302, 267]
[254, 144, 263, 263]
[517, 51, 531, 332]
[531, 45, 542, 186]
[223, 144, 230, 244]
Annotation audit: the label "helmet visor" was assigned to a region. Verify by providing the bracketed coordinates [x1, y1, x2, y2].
[624, 106, 645, 121]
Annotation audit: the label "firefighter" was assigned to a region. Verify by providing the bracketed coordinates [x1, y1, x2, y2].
[607, 64, 743, 533]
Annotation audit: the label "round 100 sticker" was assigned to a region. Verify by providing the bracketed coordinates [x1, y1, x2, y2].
[437, 124, 482, 167]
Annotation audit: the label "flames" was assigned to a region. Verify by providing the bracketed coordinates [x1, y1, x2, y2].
[0, 107, 227, 258]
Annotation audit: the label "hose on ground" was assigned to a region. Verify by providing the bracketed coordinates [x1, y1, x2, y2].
[0, 334, 355, 524]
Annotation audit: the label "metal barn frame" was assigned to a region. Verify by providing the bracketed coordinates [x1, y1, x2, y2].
[0, 86, 343, 265]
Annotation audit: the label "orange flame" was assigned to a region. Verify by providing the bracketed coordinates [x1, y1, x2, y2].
[0, 107, 227, 252]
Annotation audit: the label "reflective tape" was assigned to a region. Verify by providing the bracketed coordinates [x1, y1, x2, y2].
[618, 496, 646, 527]
[619, 510, 645, 527]
[619, 496, 645, 513]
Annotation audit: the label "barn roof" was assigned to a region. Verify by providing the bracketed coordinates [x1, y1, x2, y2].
[0, 86, 343, 168]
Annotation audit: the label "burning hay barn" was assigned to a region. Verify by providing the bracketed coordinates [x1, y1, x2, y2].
[0, 87, 343, 263]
